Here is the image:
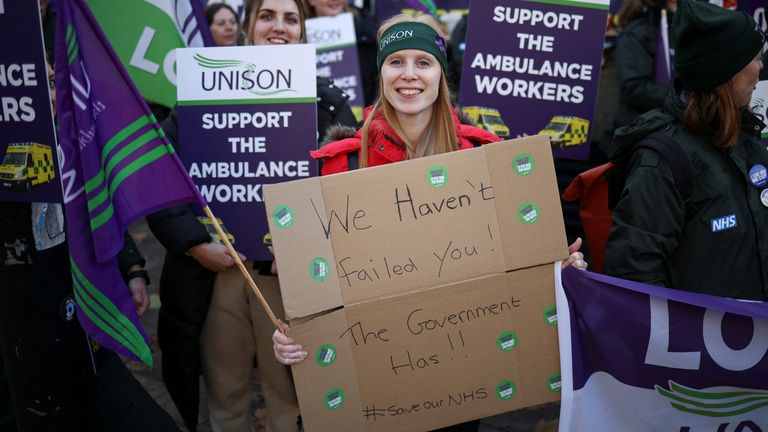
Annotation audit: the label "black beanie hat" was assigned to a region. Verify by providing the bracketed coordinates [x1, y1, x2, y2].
[672, 0, 764, 91]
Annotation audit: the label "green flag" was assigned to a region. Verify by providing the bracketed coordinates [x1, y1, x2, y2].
[86, 0, 213, 107]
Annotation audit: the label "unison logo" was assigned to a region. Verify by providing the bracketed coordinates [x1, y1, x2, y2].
[194, 54, 295, 96]
[656, 381, 768, 418]
[379, 29, 414, 51]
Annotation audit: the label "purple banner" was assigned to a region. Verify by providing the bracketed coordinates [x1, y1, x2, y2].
[0, 1, 61, 202]
[178, 103, 318, 260]
[459, 0, 607, 161]
[558, 267, 768, 430]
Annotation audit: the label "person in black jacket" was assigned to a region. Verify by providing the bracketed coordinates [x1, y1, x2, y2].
[605, 0, 767, 300]
[612, 0, 677, 131]
[0, 202, 176, 431]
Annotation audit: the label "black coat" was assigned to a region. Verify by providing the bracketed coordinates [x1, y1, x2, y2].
[605, 88, 768, 300]
[613, 10, 673, 131]
[0, 202, 175, 431]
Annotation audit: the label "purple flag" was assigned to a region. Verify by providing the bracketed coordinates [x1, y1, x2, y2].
[55, 0, 205, 365]
[557, 267, 768, 430]
[405, 0, 439, 16]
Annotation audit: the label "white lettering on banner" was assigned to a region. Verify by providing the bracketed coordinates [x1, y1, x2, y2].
[317, 66, 331, 77]
[470, 54, 593, 81]
[130, 27, 160, 74]
[0, 64, 38, 87]
[58, 144, 84, 204]
[188, 160, 310, 178]
[703, 309, 768, 371]
[645, 297, 700, 370]
[516, 33, 554, 52]
[130, 26, 176, 85]
[474, 75, 584, 104]
[317, 50, 344, 64]
[229, 136, 266, 153]
[333, 75, 357, 88]
[645, 297, 768, 371]
[201, 111, 292, 129]
[198, 184, 262, 202]
[0, 0, 4, 14]
[492, 6, 584, 30]
[70, 62, 92, 110]
[0, 97, 35, 122]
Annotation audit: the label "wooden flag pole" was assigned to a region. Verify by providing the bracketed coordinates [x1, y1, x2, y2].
[202, 206, 282, 331]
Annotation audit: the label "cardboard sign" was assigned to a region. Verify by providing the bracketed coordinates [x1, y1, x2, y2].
[264, 135, 568, 431]
[307, 13, 365, 121]
[0, 2, 61, 202]
[459, 0, 608, 160]
[177, 45, 318, 259]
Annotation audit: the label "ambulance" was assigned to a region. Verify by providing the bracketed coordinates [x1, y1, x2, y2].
[539, 116, 589, 150]
[0, 143, 56, 192]
[461, 106, 510, 139]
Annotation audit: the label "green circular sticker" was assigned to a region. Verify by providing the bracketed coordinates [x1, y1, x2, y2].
[547, 372, 562, 392]
[426, 165, 448, 188]
[495, 380, 517, 400]
[315, 344, 337, 367]
[324, 388, 345, 410]
[309, 257, 330, 281]
[496, 331, 518, 352]
[272, 205, 295, 229]
[513, 153, 536, 176]
[543, 306, 557, 326]
[518, 201, 541, 225]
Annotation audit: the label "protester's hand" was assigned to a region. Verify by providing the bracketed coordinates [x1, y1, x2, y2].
[562, 237, 588, 270]
[187, 242, 246, 272]
[273, 319, 307, 365]
[127, 270, 150, 317]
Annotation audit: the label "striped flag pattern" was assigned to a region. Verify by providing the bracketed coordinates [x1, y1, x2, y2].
[55, 0, 205, 365]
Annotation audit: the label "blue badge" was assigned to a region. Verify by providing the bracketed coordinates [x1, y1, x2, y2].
[749, 164, 768, 188]
[60, 295, 76, 322]
[711, 214, 737, 233]
[761, 189, 768, 208]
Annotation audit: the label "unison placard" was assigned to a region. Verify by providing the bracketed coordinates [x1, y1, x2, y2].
[459, 0, 608, 160]
[177, 45, 318, 259]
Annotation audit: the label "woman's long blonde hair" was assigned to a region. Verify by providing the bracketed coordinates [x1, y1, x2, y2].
[243, 0, 307, 45]
[360, 14, 458, 168]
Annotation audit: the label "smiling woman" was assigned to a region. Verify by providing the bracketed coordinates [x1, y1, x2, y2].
[191, 2, 357, 432]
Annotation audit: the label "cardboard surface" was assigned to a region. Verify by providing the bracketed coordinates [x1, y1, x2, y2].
[264, 136, 567, 431]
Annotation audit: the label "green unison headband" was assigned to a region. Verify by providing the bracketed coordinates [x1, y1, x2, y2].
[377, 22, 448, 72]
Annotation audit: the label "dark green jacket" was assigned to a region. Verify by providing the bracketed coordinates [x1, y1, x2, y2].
[605, 89, 768, 300]
[614, 10, 673, 130]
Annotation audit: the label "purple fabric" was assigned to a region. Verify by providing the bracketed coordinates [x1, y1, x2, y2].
[55, 0, 205, 365]
[561, 266, 768, 392]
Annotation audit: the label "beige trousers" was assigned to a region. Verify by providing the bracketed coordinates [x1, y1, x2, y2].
[201, 265, 300, 432]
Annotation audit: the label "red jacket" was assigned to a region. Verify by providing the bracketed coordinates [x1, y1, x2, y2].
[310, 107, 501, 175]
